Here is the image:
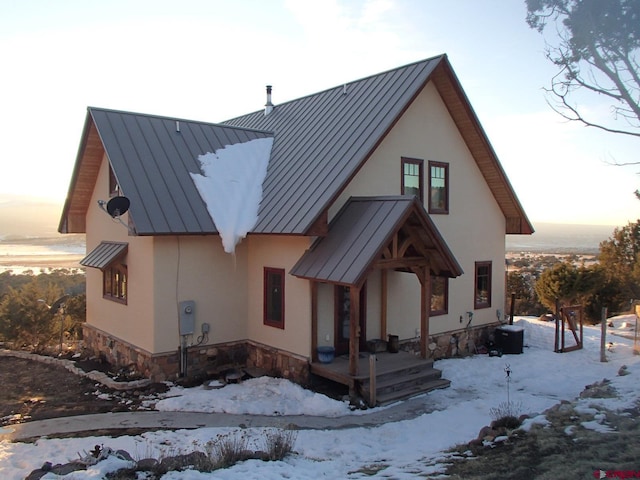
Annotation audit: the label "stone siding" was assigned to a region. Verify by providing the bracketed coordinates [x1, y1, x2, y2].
[82, 324, 310, 384]
[399, 323, 498, 359]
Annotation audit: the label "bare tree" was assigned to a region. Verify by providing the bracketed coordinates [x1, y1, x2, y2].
[526, 0, 640, 140]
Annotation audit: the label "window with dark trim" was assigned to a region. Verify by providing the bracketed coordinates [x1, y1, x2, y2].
[103, 264, 127, 304]
[474, 261, 492, 309]
[430, 276, 448, 316]
[401, 157, 423, 201]
[264, 267, 285, 329]
[428, 161, 449, 214]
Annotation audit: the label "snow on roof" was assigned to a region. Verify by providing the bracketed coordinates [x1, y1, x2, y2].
[190, 137, 273, 253]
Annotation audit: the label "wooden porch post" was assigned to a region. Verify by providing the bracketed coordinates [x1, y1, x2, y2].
[420, 264, 431, 359]
[311, 281, 318, 362]
[380, 269, 387, 340]
[349, 285, 361, 377]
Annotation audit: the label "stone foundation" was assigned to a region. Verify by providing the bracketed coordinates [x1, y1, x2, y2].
[399, 323, 498, 360]
[82, 322, 499, 384]
[82, 324, 310, 384]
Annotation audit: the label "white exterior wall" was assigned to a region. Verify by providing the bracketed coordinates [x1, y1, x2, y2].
[331, 82, 506, 339]
[246, 235, 313, 357]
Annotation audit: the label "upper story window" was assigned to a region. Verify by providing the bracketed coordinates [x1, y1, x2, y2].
[264, 267, 285, 329]
[428, 161, 449, 214]
[430, 276, 448, 316]
[109, 164, 120, 197]
[401, 157, 423, 202]
[104, 264, 127, 304]
[474, 261, 492, 309]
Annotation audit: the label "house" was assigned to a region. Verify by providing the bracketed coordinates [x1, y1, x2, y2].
[59, 54, 533, 404]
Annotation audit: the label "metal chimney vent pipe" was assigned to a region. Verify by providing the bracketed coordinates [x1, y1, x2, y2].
[265, 85, 274, 116]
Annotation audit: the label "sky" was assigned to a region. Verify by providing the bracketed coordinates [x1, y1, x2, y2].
[1, 0, 638, 227]
[2, 315, 639, 477]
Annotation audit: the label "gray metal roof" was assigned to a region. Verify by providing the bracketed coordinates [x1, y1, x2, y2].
[80, 241, 128, 269]
[61, 54, 532, 237]
[222, 56, 443, 234]
[88, 108, 274, 235]
[290, 196, 463, 287]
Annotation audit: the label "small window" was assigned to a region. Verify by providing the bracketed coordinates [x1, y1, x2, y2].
[401, 157, 423, 201]
[264, 267, 285, 329]
[429, 161, 449, 214]
[430, 276, 448, 316]
[474, 261, 492, 309]
[103, 264, 127, 304]
[109, 164, 120, 197]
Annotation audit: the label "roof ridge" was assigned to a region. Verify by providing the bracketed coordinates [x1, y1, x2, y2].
[87, 106, 274, 136]
[222, 55, 446, 122]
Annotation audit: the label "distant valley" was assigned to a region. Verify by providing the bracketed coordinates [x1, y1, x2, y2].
[0, 194, 622, 255]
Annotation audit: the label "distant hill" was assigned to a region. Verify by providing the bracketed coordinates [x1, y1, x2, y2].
[0, 194, 66, 240]
[506, 222, 618, 254]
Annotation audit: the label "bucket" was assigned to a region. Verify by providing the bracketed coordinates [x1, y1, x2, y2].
[388, 334, 399, 353]
[317, 346, 335, 364]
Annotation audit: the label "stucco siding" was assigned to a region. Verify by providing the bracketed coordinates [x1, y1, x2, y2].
[85, 155, 156, 353]
[330, 82, 507, 337]
[246, 235, 312, 357]
[151, 236, 249, 353]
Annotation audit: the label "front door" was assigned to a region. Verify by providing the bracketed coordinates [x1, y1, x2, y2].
[335, 284, 367, 356]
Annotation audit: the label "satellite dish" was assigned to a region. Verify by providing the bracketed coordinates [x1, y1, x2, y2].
[106, 196, 130, 218]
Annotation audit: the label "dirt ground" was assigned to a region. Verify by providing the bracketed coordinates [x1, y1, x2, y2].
[0, 355, 165, 426]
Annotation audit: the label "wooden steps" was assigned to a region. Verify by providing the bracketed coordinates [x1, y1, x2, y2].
[359, 360, 450, 406]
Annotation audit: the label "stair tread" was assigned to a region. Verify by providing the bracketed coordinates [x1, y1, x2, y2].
[375, 378, 451, 405]
[362, 367, 443, 389]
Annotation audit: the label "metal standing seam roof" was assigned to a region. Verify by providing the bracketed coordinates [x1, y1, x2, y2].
[290, 196, 463, 287]
[222, 57, 442, 235]
[60, 54, 532, 237]
[80, 241, 128, 269]
[81, 108, 274, 235]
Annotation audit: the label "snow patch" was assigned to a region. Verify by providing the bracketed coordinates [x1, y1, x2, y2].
[190, 137, 273, 254]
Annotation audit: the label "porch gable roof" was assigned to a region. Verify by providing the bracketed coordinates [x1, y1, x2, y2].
[290, 196, 463, 287]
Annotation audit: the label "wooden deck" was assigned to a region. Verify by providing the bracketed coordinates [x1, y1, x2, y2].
[310, 351, 450, 406]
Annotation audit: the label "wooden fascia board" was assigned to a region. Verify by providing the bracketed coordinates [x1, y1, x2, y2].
[59, 113, 104, 233]
[431, 61, 534, 235]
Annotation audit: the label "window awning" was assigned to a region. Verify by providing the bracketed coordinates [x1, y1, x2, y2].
[290, 196, 463, 287]
[80, 241, 128, 270]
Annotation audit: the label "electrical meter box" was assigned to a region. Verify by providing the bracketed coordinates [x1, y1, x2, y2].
[179, 300, 196, 335]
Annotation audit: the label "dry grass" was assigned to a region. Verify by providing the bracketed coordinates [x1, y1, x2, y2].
[444, 401, 640, 479]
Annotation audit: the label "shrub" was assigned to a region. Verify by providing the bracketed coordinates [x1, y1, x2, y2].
[490, 401, 523, 429]
[262, 427, 298, 461]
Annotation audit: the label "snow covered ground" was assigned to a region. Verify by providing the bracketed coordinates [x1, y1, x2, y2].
[1, 316, 639, 479]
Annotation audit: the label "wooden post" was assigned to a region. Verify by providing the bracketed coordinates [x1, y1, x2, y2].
[311, 281, 318, 362]
[368, 354, 377, 407]
[600, 307, 608, 362]
[380, 270, 387, 340]
[420, 265, 431, 359]
[349, 285, 361, 377]
[509, 293, 516, 325]
[554, 299, 561, 353]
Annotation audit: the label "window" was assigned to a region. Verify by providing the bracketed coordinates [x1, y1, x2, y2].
[428, 161, 449, 214]
[430, 276, 448, 316]
[109, 164, 120, 197]
[401, 157, 423, 201]
[103, 264, 127, 304]
[264, 267, 285, 329]
[474, 261, 492, 309]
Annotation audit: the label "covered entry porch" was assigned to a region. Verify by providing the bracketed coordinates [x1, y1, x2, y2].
[291, 196, 463, 406]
